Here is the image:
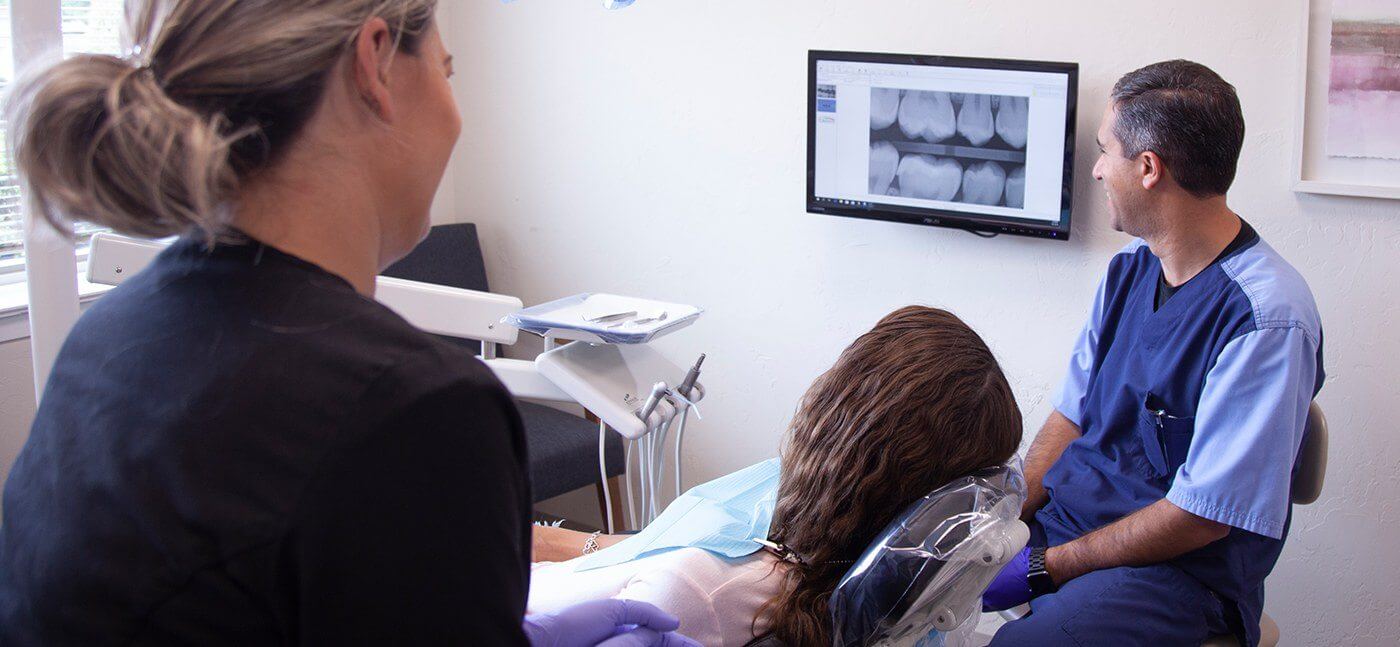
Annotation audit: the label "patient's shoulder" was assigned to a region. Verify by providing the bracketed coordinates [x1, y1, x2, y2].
[622, 549, 786, 647]
[654, 548, 785, 593]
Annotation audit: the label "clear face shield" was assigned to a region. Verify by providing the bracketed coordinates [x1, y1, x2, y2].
[829, 459, 1028, 647]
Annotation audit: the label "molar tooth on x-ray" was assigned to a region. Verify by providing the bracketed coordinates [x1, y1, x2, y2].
[957, 94, 996, 146]
[871, 88, 901, 131]
[896, 154, 962, 201]
[962, 161, 1007, 205]
[996, 96, 1030, 149]
[898, 90, 957, 143]
[1004, 165, 1026, 208]
[869, 141, 899, 194]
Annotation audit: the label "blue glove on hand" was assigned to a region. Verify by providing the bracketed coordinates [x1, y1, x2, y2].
[981, 547, 1032, 612]
[523, 599, 701, 647]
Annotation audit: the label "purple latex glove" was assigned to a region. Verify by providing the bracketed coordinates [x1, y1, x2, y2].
[596, 627, 702, 647]
[523, 599, 701, 647]
[981, 547, 1032, 612]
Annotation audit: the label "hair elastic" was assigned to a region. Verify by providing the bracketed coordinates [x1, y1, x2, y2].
[753, 538, 854, 568]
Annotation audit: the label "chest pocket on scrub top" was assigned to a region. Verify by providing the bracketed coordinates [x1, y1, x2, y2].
[1137, 393, 1195, 480]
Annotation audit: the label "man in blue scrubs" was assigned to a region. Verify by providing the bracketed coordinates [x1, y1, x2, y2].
[983, 60, 1324, 646]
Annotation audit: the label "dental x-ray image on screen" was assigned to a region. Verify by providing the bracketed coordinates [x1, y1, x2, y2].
[869, 89, 1028, 208]
[808, 51, 1077, 240]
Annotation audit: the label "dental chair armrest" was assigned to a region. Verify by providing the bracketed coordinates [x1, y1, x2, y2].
[375, 276, 522, 345]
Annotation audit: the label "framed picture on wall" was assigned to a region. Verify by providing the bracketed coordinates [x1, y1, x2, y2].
[1293, 0, 1400, 199]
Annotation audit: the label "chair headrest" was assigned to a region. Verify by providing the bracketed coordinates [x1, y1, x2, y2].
[829, 459, 1028, 646]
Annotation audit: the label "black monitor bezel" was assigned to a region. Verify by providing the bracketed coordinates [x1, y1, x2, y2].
[807, 50, 1079, 241]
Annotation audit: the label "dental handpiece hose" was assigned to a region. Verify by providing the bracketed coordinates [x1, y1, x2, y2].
[674, 354, 705, 499]
[635, 383, 668, 525]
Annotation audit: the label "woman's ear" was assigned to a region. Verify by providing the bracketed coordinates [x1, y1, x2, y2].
[352, 17, 397, 122]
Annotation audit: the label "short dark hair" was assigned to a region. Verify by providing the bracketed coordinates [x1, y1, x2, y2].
[1110, 60, 1245, 197]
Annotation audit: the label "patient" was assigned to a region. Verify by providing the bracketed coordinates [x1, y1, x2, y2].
[530, 306, 1023, 646]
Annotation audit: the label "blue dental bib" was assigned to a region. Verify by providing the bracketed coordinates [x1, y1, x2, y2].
[575, 458, 780, 571]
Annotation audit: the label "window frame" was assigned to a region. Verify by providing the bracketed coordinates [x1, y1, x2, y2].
[1, 0, 122, 349]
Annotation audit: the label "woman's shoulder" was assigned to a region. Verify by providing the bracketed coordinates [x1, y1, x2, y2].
[365, 334, 513, 424]
[70, 234, 512, 439]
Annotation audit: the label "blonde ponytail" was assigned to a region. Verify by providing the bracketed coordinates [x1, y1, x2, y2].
[3, 0, 438, 240]
[6, 54, 238, 239]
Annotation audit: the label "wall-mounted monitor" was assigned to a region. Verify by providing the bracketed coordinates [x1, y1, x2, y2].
[807, 50, 1078, 240]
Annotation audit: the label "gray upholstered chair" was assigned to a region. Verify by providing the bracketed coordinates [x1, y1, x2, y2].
[383, 223, 626, 512]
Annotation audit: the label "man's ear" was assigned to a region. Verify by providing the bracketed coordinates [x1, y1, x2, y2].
[352, 17, 397, 122]
[1138, 150, 1165, 191]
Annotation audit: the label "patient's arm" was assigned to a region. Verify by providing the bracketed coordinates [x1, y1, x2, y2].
[1046, 498, 1229, 585]
[1020, 410, 1081, 522]
[532, 525, 628, 562]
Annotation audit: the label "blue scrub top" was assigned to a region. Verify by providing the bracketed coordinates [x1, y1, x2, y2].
[1040, 227, 1323, 646]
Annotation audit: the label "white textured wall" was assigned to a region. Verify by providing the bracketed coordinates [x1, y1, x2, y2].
[444, 1, 1400, 643]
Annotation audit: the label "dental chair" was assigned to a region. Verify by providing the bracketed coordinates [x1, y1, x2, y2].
[383, 223, 627, 510]
[745, 461, 1030, 647]
[996, 402, 1328, 647]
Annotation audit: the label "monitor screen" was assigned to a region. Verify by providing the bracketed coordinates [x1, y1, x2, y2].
[808, 51, 1078, 240]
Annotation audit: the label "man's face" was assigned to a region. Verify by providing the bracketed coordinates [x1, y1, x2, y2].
[1092, 104, 1147, 235]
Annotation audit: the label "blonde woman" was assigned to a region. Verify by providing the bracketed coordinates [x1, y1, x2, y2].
[0, 3, 693, 646]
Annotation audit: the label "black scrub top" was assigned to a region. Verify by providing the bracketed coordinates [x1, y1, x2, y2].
[0, 235, 532, 646]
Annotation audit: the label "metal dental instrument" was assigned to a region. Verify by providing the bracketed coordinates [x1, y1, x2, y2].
[638, 382, 668, 423]
[584, 310, 637, 323]
[677, 354, 704, 399]
[607, 310, 668, 329]
[631, 311, 668, 325]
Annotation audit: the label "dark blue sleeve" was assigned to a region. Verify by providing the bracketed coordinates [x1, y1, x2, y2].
[1053, 240, 1146, 425]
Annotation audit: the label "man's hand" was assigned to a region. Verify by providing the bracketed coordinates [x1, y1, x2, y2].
[981, 547, 1033, 611]
[1045, 499, 1229, 586]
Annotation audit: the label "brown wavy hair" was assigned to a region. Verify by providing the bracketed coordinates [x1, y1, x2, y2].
[757, 306, 1022, 644]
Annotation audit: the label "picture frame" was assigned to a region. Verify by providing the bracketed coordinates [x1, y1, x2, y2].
[1292, 0, 1400, 200]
